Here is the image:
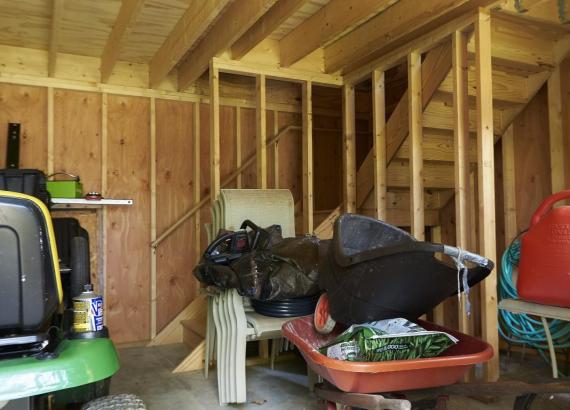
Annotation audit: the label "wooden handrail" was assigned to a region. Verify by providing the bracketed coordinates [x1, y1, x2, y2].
[151, 125, 302, 248]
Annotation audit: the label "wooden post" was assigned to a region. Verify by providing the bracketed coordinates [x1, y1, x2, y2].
[502, 125, 517, 246]
[548, 66, 565, 194]
[408, 51, 425, 240]
[273, 110, 280, 189]
[302, 81, 314, 233]
[210, 62, 220, 202]
[101, 92, 108, 322]
[256, 74, 267, 189]
[372, 70, 387, 220]
[452, 30, 471, 335]
[475, 10, 499, 381]
[150, 96, 157, 339]
[194, 102, 202, 269]
[235, 106, 242, 189]
[47, 87, 54, 175]
[431, 226, 445, 326]
[342, 84, 356, 213]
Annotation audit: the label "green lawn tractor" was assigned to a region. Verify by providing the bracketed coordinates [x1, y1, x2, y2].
[0, 190, 143, 410]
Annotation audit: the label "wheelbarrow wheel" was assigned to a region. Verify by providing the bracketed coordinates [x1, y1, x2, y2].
[513, 394, 536, 410]
[315, 293, 336, 334]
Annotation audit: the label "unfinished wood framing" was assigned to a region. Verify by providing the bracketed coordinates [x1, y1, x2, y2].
[548, 66, 565, 193]
[177, 0, 278, 90]
[273, 110, 280, 189]
[100, 0, 145, 83]
[342, 84, 356, 213]
[236, 107, 242, 188]
[475, 10, 499, 382]
[194, 102, 202, 266]
[372, 70, 387, 220]
[431, 225, 445, 326]
[502, 124, 517, 245]
[150, 97, 157, 339]
[149, 0, 231, 88]
[48, 0, 63, 77]
[302, 81, 314, 233]
[408, 51, 425, 240]
[452, 30, 471, 335]
[210, 64, 221, 202]
[256, 74, 267, 189]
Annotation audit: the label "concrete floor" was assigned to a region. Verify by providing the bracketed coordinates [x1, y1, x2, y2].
[111, 343, 570, 410]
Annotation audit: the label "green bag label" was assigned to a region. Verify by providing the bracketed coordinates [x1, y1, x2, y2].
[320, 318, 458, 362]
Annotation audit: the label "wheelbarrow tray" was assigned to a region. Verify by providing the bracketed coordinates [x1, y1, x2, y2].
[282, 316, 493, 393]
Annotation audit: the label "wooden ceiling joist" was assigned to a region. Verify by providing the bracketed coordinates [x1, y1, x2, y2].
[149, 0, 232, 88]
[231, 0, 309, 60]
[48, 0, 64, 77]
[100, 0, 146, 83]
[324, 0, 498, 74]
[280, 0, 398, 68]
[177, 0, 278, 91]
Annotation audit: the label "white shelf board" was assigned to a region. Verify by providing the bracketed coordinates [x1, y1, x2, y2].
[51, 198, 133, 206]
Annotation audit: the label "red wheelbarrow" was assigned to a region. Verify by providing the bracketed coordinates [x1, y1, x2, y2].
[282, 316, 570, 409]
[282, 315, 492, 409]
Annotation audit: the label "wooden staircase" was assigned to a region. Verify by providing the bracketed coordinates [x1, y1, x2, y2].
[315, 11, 570, 238]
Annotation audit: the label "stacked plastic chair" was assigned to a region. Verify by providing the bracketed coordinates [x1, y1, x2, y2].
[206, 189, 296, 405]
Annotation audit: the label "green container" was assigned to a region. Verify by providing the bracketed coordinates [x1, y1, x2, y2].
[47, 173, 83, 198]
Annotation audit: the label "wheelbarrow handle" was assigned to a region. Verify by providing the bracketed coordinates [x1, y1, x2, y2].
[442, 245, 493, 270]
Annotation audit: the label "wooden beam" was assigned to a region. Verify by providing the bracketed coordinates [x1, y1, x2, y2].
[149, 0, 231, 88]
[342, 84, 356, 213]
[355, 43, 452, 208]
[235, 107, 242, 188]
[372, 69, 387, 220]
[256, 75, 267, 188]
[502, 124, 516, 245]
[498, 0, 549, 14]
[48, 0, 63, 77]
[178, 0, 278, 90]
[210, 63, 221, 203]
[150, 97, 157, 339]
[100, 0, 146, 83]
[194, 102, 202, 264]
[548, 66, 565, 193]
[452, 30, 471, 335]
[280, 0, 397, 67]
[232, 0, 308, 60]
[475, 9, 499, 382]
[408, 51, 425, 240]
[302, 81, 314, 233]
[431, 226, 445, 326]
[273, 111, 280, 188]
[325, 0, 497, 74]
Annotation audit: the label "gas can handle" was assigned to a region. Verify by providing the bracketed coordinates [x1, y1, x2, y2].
[530, 190, 570, 226]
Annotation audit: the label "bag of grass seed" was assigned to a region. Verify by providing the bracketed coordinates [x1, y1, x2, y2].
[319, 318, 458, 362]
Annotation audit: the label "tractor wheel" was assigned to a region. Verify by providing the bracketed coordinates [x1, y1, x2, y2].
[81, 394, 146, 410]
[70, 236, 90, 298]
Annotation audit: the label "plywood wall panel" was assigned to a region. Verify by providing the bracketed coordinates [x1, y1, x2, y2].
[105, 95, 151, 344]
[559, 57, 570, 189]
[220, 105, 236, 189]
[314, 114, 342, 211]
[0, 84, 47, 170]
[53, 90, 101, 192]
[513, 86, 551, 233]
[240, 107, 256, 189]
[155, 99, 198, 333]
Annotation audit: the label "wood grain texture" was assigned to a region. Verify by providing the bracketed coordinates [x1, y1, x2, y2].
[0, 84, 47, 170]
[199, 103, 211, 248]
[155, 99, 198, 333]
[53, 89, 102, 192]
[105, 95, 151, 343]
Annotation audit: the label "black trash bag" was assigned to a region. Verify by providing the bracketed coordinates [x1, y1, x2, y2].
[193, 220, 328, 301]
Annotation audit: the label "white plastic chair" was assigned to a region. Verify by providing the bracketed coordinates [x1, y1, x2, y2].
[204, 189, 297, 405]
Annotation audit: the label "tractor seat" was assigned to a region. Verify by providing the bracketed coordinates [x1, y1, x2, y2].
[0, 190, 62, 352]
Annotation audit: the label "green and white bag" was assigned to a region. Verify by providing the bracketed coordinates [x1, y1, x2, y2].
[319, 318, 458, 362]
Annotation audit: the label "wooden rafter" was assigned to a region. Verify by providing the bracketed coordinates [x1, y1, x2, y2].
[149, 0, 231, 88]
[324, 0, 498, 74]
[232, 0, 308, 60]
[48, 0, 63, 77]
[280, 0, 398, 67]
[100, 0, 146, 83]
[178, 0, 278, 91]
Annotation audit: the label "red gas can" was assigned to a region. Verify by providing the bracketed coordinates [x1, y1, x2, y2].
[518, 190, 570, 307]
